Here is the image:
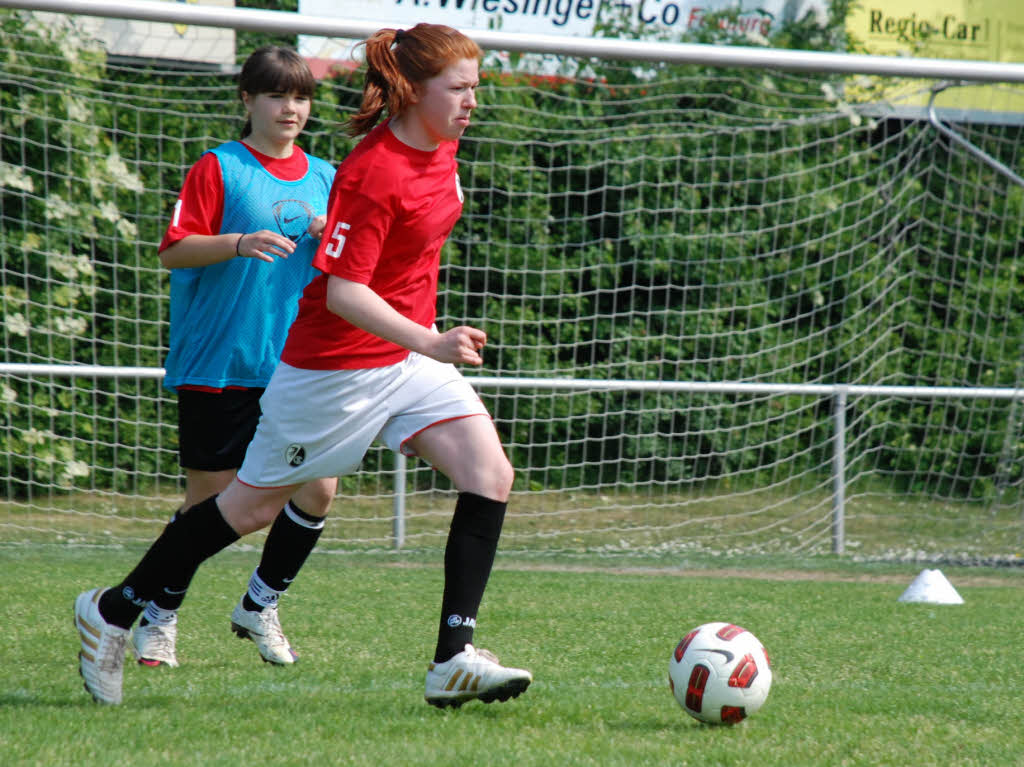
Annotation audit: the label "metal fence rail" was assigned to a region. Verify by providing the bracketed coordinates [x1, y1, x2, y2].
[3, 363, 1021, 552]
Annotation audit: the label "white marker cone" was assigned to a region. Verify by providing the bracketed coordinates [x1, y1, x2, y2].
[898, 568, 964, 604]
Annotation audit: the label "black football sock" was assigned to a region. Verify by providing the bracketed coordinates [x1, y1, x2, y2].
[140, 508, 186, 626]
[98, 495, 239, 629]
[241, 501, 325, 613]
[433, 492, 507, 664]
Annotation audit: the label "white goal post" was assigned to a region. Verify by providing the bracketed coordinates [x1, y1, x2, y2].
[4, 0, 1024, 81]
[2, 0, 1023, 561]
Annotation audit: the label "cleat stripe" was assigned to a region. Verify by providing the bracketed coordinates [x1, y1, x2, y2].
[79, 619, 101, 641]
[445, 669, 464, 692]
[79, 629, 100, 652]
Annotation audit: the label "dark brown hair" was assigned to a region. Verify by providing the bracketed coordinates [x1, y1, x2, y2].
[238, 46, 316, 139]
[348, 24, 481, 137]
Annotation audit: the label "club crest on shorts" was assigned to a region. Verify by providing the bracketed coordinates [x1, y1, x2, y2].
[285, 443, 306, 467]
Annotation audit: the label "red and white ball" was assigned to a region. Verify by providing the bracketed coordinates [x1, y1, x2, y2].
[668, 622, 772, 724]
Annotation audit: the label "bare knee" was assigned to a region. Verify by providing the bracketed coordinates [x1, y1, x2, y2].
[410, 416, 515, 501]
[292, 478, 336, 517]
[222, 499, 283, 536]
[217, 481, 295, 536]
[473, 456, 514, 502]
[495, 459, 515, 501]
[184, 468, 236, 509]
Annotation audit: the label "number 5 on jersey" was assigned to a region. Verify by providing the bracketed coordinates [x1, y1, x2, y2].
[324, 222, 351, 258]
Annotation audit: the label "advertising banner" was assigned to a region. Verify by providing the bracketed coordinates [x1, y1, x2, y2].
[849, 0, 1022, 63]
[298, 0, 828, 62]
[296, 0, 1021, 120]
[847, 0, 1023, 121]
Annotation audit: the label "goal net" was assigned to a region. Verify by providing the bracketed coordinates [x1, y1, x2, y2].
[2, 6, 1022, 562]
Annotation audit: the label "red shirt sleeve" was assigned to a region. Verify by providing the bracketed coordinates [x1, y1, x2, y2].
[313, 180, 394, 284]
[158, 152, 225, 252]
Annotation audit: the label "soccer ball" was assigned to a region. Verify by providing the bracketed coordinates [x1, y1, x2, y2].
[668, 622, 772, 724]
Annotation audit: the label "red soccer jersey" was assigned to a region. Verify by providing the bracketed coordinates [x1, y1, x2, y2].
[281, 122, 464, 370]
[159, 144, 312, 250]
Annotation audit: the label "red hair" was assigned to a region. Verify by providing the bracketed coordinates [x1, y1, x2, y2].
[348, 24, 481, 137]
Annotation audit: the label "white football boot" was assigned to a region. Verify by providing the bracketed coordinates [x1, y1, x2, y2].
[131, 619, 179, 668]
[425, 644, 532, 708]
[230, 599, 297, 665]
[74, 588, 129, 704]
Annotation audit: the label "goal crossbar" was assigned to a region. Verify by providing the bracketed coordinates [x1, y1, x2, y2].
[3, 0, 1024, 83]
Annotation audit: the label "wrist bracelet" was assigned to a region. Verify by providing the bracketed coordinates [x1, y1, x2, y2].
[235, 234, 244, 256]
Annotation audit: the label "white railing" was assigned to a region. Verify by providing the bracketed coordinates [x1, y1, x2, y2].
[3, 363, 1021, 552]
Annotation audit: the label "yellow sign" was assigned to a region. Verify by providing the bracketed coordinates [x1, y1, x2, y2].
[847, 0, 1024, 118]
[849, 0, 1022, 62]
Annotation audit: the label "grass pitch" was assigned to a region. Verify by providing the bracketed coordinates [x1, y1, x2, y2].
[2, 545, 1021, 766]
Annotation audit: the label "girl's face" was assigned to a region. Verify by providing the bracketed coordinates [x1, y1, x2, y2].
[241, 90, 311, 152]
[399, 57, 479, 150]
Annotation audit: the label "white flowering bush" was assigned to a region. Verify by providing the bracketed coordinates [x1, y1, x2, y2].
[1, 9, 166, 493]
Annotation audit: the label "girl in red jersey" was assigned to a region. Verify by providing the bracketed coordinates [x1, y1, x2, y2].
[76, 24, 532, 709]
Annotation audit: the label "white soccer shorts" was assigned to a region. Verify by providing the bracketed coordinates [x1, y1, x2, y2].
[236, 352, 489, 488]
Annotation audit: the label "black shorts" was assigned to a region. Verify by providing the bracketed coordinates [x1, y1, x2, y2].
[176, 388, 264, 471]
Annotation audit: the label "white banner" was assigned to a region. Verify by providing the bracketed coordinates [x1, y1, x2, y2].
[298, 0, 828, 61]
